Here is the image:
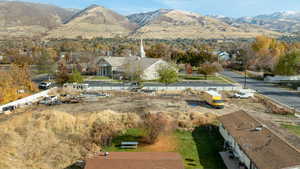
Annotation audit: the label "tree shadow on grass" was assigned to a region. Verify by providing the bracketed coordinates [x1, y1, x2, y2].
[192, 125, 226, 169]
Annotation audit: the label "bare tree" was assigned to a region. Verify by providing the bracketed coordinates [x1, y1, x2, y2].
[142, 113, 168, 144]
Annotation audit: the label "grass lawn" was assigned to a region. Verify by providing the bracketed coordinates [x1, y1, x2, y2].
[103, 127, 226, 169]
[90, 76, 111, 80]
[281, 124, 300, 136]
[179, 75, 229, 84]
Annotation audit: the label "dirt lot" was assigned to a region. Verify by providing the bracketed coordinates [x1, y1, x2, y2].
[0, 90, 299, 169]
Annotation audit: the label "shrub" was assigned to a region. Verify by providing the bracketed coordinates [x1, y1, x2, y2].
[142, 113, 168, 144]
[69, 70, 84, 83]
[198, 62, 223, 79]
[158, 65, 179, 86]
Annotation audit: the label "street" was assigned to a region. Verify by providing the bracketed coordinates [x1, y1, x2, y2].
[85, 81, 235, 87]
[221, 70, 300, 112]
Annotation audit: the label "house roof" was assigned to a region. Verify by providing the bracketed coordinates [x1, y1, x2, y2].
[84, 152, 184, 169]
[129, 58, 164, 72]
[96, 56, 165, 72]
[101, 57, 128, 67]
[218, 110, 300, 169]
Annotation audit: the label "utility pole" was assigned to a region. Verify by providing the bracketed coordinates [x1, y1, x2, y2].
[244, 66, 247, 89]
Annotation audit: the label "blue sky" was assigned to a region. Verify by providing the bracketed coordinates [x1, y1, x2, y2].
[12, 0, 300, 17]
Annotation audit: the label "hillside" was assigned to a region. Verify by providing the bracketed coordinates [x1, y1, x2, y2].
[46, 5, 138, 39]
[214, 11, 300, 33]
[0, 1, 75, 38]
[0, 1, 288, 40]
[127, 9, 282, 40]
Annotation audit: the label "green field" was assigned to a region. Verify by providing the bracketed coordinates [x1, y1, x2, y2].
[281, 124, 300, 136]
[103, 127, 226, 169]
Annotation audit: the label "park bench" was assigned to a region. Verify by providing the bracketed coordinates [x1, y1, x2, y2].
[121, 142, 139, 149]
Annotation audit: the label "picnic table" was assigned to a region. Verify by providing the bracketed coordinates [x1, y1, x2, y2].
[121, 142, 139, 149]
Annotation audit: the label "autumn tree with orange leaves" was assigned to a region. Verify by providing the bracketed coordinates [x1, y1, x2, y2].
[0, 64, 38, 104]
[251, 36, 287, 71]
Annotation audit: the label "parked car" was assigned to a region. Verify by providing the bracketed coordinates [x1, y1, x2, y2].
[233, 91, 254, 99]
[126, 82, 144, 92]
[2, 105, 17, 112]
[39, 82, 53, 90]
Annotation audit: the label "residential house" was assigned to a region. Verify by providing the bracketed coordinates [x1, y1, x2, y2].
[218, 51, 231, 61]
[218, 110, 300, 169]
[213, 51, 231, 62]
[84, 152, 184, 169]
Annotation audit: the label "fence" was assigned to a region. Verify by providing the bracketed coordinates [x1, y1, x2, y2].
[265, 75, 300, 83]
[0, 87, 57, 114]
[87, 86, 243, 92]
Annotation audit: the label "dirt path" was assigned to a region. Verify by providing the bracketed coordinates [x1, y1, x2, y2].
[143, 135, 177, 152]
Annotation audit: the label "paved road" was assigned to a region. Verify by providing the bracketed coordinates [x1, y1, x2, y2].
[85, 81, 235, 87]
[221, 70, 300, 112]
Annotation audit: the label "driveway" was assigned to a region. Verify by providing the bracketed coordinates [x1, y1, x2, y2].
[221, 70, 300, 112]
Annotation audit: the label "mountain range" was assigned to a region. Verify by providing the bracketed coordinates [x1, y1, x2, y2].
[0, 1, 75, 38]
[127, 9, 281, 39]
[211, 11, 300, 34]
[46, 5, 137, 39]
[0, 1, 299, 40]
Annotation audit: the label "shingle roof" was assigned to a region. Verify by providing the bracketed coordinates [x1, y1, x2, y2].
[218, 110, 300, 169]
[84, 152, 184, 169]
[128, 58, 163, 71]
[102, 57, 128, 67]
[96, 56, 163, 72]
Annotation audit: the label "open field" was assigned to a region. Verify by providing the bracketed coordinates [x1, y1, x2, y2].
[0, 90, 299, 169]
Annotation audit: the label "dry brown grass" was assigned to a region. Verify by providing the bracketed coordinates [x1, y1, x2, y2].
[255, 94, 294, 115]
[0, 109, 141, 169]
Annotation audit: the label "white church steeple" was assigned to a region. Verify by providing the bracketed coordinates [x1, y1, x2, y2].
[140, 39, 146, 58]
